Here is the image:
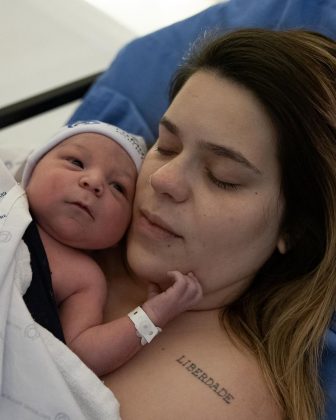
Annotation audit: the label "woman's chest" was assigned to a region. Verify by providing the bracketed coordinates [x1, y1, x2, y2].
[103, 320, 281, 420]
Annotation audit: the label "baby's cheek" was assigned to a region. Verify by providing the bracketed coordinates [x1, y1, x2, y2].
[106, 207, 132, 241]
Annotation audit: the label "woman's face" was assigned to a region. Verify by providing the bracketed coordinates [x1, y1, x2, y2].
[127, 70, 285, 307]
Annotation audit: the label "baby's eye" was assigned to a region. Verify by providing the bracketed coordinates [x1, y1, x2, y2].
[110, 182, 125, 195]
[69, 158, 84, 168]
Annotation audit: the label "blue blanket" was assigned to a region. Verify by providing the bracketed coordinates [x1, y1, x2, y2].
[70, 1, 336, 418]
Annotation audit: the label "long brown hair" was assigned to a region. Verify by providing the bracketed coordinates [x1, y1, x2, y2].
[170, 29, 336, 419]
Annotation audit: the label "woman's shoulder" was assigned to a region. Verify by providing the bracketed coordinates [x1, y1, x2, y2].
[103, 310, 282, 420]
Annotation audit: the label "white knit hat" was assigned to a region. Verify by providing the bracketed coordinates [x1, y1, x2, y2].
[22, 121, 147, 188]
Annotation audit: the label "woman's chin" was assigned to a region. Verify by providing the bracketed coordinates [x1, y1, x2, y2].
[127, 250, 173, 286]
[130, 263, 171, 287]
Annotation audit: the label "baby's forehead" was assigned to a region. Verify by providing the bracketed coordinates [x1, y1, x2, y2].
[53, 132, 112, 150]
[52, 137, 80, 151]
[46, 133, 138, 178]
[47, 133, 122, 159]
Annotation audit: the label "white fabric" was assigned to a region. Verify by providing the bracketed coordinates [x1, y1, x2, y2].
[0, 145, 33, 181]
[0, 157, 120, 419]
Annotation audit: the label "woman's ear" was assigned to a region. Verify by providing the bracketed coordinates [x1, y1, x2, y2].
[277, 224, 304, 254]
[277, 236, 287, 254]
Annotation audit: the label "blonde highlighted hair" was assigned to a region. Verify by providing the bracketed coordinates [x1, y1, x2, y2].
[171, 29, 336, 419]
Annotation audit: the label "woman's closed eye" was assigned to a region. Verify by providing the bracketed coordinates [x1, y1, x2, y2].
[153, 144, 178, 157]
[206, 168, 240, 191]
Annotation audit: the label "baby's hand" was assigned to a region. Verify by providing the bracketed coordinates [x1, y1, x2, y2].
[142, 271, 203, 328]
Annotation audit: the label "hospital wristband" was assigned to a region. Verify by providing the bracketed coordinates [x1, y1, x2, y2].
[128, 306, 162, 346]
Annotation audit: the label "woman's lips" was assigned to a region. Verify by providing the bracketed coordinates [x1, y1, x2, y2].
[137, 210, 182, 240]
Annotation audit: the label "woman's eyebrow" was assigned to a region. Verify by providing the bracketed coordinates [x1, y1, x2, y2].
[160, 116, 262, 175]
[159, 116, 180, 136]
[202, 142, 262, 175]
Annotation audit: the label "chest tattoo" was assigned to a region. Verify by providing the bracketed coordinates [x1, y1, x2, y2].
[176, 355, 235, 404]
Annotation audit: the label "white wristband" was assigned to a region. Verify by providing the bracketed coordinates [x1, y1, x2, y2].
[128, 306, 162, 345]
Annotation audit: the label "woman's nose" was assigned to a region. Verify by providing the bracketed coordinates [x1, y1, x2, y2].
[149, 161, 189, 202]
[79, 172, 104, 196]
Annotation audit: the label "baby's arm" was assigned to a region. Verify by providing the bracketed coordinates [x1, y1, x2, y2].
[59, 262, 141, 376]
[61, 265, 202, 377]
[58, 259, 143, 376]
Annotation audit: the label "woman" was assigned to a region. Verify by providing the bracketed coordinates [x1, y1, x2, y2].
[99, 29, 336, 420]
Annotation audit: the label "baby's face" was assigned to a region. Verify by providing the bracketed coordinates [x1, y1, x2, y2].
[26, 133, 137, 249]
